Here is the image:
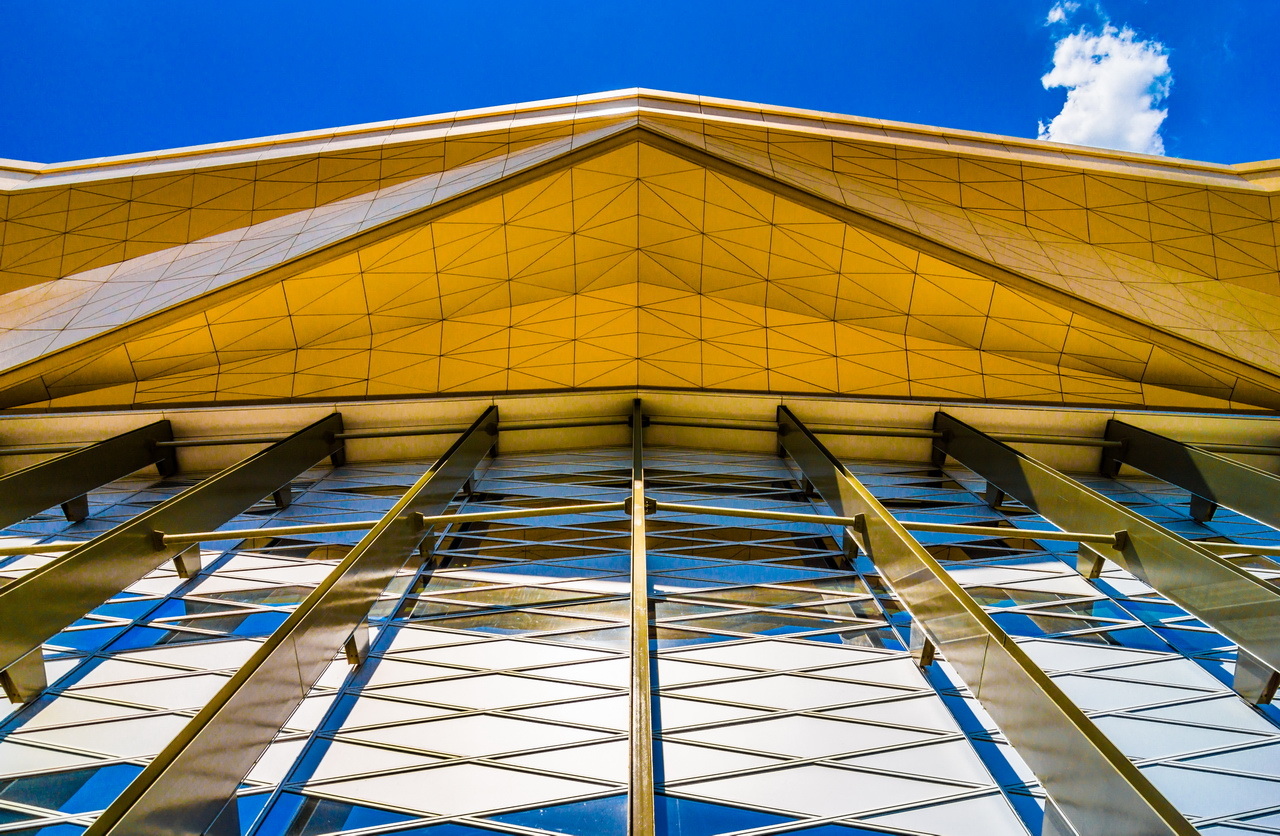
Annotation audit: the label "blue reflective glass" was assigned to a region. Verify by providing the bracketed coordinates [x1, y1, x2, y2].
[236, 791, 272, 834]
[648, 556, 722, 572]
[0, 764, 142, 815]
[262, 792, 416, 835]
[664, 565, 830, 584]
[89, 598, 158, 619]
[1153, 626, 1234, 653]
[990, 613, 1056, 637]
[105, 625, 207, 650]
[465, 563, 615, 579]
[230, 611, 290, 636]
[547, 555, 631, 572]
[47, 625, 122, 652]
[1093, 627, 1172, 652]
[653, 794, 792, 836]
[490, 794, 626, 834]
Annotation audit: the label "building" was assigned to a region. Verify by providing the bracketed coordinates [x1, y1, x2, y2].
[0, 90, 1278, 836]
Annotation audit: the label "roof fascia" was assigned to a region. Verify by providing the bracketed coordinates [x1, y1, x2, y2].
[3, 90, 1273, 192]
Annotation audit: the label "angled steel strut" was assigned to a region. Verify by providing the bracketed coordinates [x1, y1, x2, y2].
[82, 407, 497, 836]
[0, 413, 343, 705]
[780, 406, 1196, 836]
[0, 419, 176, 528]
[934, 410, 1280, 705]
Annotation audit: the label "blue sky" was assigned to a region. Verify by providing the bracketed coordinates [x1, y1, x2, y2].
[0, 0, 1275, 164]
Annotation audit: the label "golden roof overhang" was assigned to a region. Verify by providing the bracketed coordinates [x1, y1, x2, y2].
[0, 90, 1277, 412]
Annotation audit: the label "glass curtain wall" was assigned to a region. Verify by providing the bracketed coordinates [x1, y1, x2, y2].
[1, 433, 1280, 834]
[847, 459, 1280, 833]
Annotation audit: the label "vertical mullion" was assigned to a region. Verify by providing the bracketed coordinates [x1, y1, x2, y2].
[628, 398, 655, 835]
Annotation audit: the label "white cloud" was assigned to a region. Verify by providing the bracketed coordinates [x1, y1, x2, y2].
[1038, 24, 1172, 155]
[1046, 2, 1080, 24]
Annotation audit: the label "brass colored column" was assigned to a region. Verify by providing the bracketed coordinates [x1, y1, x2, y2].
[628, 399, 655, 835]
[779, 406, 1195, 836]
[83, 407, 497, 836]
[935, 410, 1280, 704]
[0, 413, 343, 704]
[0, 420, 177, 527]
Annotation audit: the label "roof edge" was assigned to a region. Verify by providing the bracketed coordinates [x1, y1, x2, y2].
[1, 89, 1275, 187]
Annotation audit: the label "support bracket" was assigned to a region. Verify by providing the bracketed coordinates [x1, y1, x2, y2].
[172, 545, 203, 580]
[60, 494, 89, 523]
[983, 482, 1005, 510]
[909, 623, 936, 669]
[1189, 494, 1218, 523]
[271, 484, 292, 510]
[1077, 545, 1108, 580]
[1234, 648, 1280, 705]
[625, 496, 657, 516]
[344, 622, 371, 668]
[0, 648, 47, 704]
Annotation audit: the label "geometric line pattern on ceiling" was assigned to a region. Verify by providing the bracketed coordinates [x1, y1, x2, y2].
[19, 142, 1268, 413]
[1, 91, 1276, 412]
[0, 122, 639, 395]
[637, 116, 1280, 378]
[0, 105, 634, 296]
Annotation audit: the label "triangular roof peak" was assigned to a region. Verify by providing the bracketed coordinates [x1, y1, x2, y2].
[3, 89, 1277, 186]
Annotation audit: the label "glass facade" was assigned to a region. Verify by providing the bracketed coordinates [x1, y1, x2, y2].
[2, 421, 1279, 835]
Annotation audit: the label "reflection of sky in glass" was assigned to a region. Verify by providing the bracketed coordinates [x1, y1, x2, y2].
[2, 446, 1280, 834]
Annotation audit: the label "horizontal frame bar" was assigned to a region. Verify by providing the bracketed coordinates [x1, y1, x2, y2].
[159, 501, 628, 546]
[0, 443, 83, 456]
[5, 416, 1279, 458]
[0, 418, 630, 457]
[650, 501, 1122, 546]
[0, 502, 630, 557]
[16, 502, 1280, 562]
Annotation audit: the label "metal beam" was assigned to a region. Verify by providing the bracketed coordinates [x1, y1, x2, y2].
[0, 413, 343, 704]
[1104, 419, 1280, 526]
[628, 399, 655, 835]
[935, 410, 1280, 704]
[0, 420, 176, 527]
[650, 501, 1122, 546]
[778, 406, 1195, 836]
[0, 502, 630, 557]
[83, 407, 497, 836]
